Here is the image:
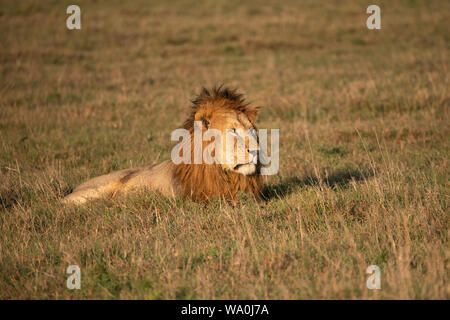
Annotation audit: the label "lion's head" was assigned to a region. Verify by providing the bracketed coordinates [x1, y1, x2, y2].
[174, 86, 263, 202]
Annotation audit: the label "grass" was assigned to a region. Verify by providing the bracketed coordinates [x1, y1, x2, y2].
[0, 0, 448, 299]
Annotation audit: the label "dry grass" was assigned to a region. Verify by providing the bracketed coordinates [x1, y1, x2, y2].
[0, 0, 448, 299]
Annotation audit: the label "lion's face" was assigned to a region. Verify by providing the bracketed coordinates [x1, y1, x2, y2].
[195, 107, 259, 176]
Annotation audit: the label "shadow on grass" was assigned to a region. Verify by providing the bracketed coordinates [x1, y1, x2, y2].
[0, 190, 20, 210]
[262, 167, 373, 201]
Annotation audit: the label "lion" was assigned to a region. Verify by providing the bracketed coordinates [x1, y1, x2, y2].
[63, 86, 263, 204]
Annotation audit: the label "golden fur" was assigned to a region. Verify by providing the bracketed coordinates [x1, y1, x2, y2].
[63, 86, 263, 204]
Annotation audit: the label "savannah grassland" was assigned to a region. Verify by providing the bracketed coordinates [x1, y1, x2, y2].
[0, 0, 449, 299]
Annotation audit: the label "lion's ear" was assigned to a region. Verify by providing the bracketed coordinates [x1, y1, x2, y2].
[201, 117, 210, 129]
[244, 105, 260, 123]
[194, 109, 211, 129]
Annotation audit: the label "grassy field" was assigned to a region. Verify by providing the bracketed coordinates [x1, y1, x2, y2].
[0, 0, 448, 299]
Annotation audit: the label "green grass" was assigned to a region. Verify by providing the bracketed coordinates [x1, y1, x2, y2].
[0, 0, 448, 299]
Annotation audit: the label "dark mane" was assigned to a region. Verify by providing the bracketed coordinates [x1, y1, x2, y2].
[192, 85, 246, 107]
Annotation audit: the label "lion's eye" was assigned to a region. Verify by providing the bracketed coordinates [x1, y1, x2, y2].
[231, 128, 236, 133]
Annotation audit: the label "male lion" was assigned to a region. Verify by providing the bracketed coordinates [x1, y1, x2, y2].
[63, 87, 263, 204]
